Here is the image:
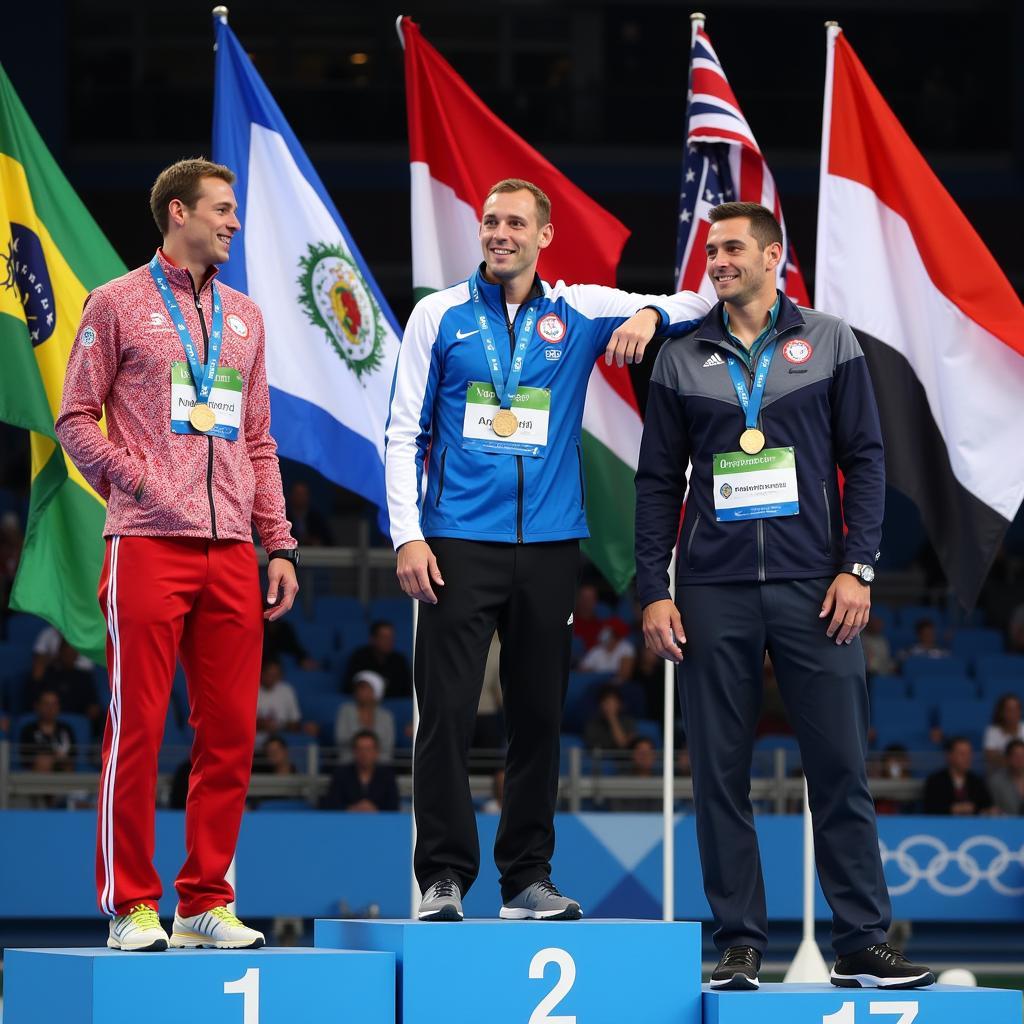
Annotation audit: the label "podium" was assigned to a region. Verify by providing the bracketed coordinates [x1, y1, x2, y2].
[3, 947, 395, 1024]
[703, 982, 1023, 1024]
[316, 918, 702, 1024]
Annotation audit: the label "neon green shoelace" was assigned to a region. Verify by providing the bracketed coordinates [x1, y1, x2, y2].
[209, 906, 245, 928]
[127, 905, 161, 929]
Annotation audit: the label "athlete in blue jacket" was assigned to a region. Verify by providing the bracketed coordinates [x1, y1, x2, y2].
[636, 202, 933, 991]
[385, 178, 709, 921]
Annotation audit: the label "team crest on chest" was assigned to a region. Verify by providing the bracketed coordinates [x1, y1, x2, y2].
[226, 313, 249, 339]
[782, 338, 813, 364]
[537, 314, 565, 343]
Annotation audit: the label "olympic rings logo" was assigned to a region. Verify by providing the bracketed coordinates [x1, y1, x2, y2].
[879, 835, 1024, 897]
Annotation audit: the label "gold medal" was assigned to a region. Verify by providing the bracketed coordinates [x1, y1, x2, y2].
[492, 408, 518, 438]
[739, 428, 765, 455]
[190, 403, 217, 433]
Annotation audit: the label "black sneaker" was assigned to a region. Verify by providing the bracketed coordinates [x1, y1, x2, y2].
[417, 878, 463, 921]
[831, 943, 935, 989]
[710, 946, 762, 990]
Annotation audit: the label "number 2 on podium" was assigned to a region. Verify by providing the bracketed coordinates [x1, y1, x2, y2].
[224, 967, 260, 1024]
[529, 948, 577, 1024]
[824, 1003, 919, 1024]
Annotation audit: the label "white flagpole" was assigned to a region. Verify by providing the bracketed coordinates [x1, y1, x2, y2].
[814, 21, 841, 309]
[409, 597, 420, 918]
[661, 551, 678, 922]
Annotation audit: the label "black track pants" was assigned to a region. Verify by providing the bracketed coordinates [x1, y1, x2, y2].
[413, 537, 578, 902]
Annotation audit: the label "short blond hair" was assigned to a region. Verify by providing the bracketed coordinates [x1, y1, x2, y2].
[150, 157, 236, 235]
[484, 178, 551, 225]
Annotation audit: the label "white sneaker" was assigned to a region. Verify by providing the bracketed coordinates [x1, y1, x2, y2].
[107, 904, 169, 951]
[169, 906, 265, 949]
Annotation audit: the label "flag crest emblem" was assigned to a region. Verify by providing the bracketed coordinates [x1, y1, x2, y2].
[297, 241, 385, 380]
[3, 226, 56, 344]
[782, 339, 812, 364]
[538, 313, 565, 343]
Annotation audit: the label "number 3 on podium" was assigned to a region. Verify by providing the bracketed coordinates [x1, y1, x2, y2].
[529, 948, 577, 1024]
[824, 1003, 919, 1024]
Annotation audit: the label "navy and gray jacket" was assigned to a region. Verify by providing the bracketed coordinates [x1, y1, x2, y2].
[634, 293, 884, 605]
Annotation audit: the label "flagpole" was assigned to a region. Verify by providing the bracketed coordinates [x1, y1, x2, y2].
[395, 15, 406, 48]
[212, 5, 228, 26]
[410, 597, 420, 918]
[661, 549, 677, 922]
[814, 21, 841, 309]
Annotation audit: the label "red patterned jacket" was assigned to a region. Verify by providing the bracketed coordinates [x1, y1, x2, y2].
[55, 250, 295, 552]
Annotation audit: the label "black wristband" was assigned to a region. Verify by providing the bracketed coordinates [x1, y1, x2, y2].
[268, 548, 299, 567]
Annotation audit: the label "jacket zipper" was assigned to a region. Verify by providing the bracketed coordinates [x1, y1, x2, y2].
[504, 304, 525, 544]
[435, 446, 448, 507]
[191, 274, 218, 540]
[575, 442, 585, 510]
[686, 511, 702, 567]
[822, 479, 832, 555]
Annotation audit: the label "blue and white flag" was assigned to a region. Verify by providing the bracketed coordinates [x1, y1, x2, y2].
[212, 13, 399, 528]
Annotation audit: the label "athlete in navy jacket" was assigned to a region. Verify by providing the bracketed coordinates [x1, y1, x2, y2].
[385, 178, 709, 922]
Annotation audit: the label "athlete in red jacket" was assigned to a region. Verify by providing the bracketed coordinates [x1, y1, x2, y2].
[56, 158, 298, 951]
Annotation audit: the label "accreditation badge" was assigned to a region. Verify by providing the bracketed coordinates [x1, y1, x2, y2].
[170, 361, 243, 440]
[713, 446, 799, 522]
[462, 381, 550, 457]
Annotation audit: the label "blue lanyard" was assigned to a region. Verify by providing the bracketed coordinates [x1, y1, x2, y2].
[469, 272, 537, 410]
[148, 255, 223, 405]
[725, 339, 777, 430]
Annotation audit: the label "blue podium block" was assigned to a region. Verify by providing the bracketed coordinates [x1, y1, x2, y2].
[703, 982, 1023, 1024]
[316, 918, 701, 1024]
[3, 947, 395, 1024]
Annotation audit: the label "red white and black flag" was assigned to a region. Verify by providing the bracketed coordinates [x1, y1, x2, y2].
[816, 25, 1024, 606]
[675, 16, 810, 305]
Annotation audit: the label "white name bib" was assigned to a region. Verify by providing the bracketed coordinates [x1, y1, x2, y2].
[713, 446, 799, 521]
[170, 361, 243, 441]
[462, 381, 550, 458]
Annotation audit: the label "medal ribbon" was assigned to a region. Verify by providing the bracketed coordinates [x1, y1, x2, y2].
[148, 255, 223, 408]
[469, 271, 538, 411]
[725, 338, 778, 431]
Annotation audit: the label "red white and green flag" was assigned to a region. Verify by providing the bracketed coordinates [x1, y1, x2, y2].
[399, 16, 640, 591]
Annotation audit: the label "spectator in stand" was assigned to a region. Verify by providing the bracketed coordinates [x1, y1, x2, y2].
[983, 694, 1024, 771]
[255, 656, 315, 746]
[482, 768, 505, 814]
[583, 684, 636, 754]
[263, 618, 320, 671]
[286, 481, 333, 547]
[899, 618, 950, 663]
[474, 633, 505, 751]
[26, 637, 101, 735]
[861, 616, 895, 676]
[871, 744, 911, 815]
[988, 739, 1024, 815]
[344, 620, 411, 698]
[253, 735, 297, 776]
[19, 690, 75, 771]
[609, 736, 661, 811]
[579, 624, 636, 682]
[31, 625, 93, 682]
[571, 582, 604, 652]
[335, 670, 395, 763]
[322, 729, 399, 812]
[923, 737, 993, 815]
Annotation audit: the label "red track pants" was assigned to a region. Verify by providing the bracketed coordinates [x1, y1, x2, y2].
[96, 536, 263, 918]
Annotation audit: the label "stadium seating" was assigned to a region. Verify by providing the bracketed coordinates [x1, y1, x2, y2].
[872, 696, 932, 749]
[901, 654, 969, 680]
[951, 627, 1004, 662]
[12, 711, 93, 770]
[909, 674, 978, 701]
[935, 698, 991, 745]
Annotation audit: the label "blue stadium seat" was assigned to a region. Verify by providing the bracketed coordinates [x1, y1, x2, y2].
[869, 603, 896, 629]
[290, 621, 339, 663]
[311, 595, 365, 625]
[290, 669, 342, 697]
[951, 628, 1004, 662]
[382, 697, 414, 750]
[871, 696, 932, 749]
[910, 674, 978, 702]
[935, 698, 990, 745]
[870, 674, 910, 699]
[335, 613, 370, 651]
[559, 734, 586, 774]
[901, 655, 968, 680]
[896, 605, 947, 631]
[975, 654, 1024, 682]
[632, 718, 663, 748]
[302, 693, 346, 739]
[978, 677, 1024, 705]
[752, 734, 801, 777]
[562, 671, 614, 734]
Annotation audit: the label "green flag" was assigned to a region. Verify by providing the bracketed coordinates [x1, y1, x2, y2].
[0, 63, 125, 663]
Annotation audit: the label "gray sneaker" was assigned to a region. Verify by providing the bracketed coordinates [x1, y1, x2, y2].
[418, 878, 463, 921]
[499, 880, 583, 920]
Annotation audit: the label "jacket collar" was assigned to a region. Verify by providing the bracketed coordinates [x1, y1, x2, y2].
[155, 248, 220, 295]
[471, 264, 544, 316]
[694, 291, 806, 347]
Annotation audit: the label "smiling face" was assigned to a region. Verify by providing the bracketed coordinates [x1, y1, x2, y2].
[169, 176, 240, 267]
[479, 189, 553, 286]
[705, 217, 781, 308]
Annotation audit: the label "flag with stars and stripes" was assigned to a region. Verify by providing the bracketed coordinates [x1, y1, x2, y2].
[674, 21, 810, 306]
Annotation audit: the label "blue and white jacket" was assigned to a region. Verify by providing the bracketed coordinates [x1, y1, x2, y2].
[385, 268, 710, 548]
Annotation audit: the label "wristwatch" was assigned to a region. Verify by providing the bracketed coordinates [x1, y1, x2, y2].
[268, 548, 300, 567]
[841, 562, 874, 585]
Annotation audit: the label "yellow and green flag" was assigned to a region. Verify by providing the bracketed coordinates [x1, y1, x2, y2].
[0, 64, 125, 663]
